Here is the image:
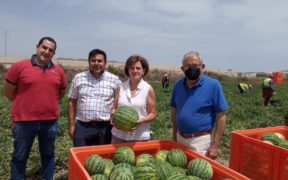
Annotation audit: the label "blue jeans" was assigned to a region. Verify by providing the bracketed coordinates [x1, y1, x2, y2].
[11, 120, 58, 180]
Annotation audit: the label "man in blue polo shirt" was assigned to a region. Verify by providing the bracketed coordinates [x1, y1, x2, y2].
[170, 51, 228, 159]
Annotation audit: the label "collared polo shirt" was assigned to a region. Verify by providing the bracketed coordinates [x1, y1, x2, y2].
[68, 70, 121, 122]
[6, 55, 67, 121]
[170, 74, 228, 134]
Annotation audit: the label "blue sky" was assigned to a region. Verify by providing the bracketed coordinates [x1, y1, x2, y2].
[0, 0, 287, 72]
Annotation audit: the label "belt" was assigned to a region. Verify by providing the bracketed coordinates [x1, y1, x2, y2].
[78, 121, 110, 125]
[179, 130, 212, 139]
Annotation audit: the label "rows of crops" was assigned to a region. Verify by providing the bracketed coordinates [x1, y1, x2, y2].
[0, 69, 287, 179]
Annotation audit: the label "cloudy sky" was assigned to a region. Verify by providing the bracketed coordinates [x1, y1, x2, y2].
[0, 0, 287, 72]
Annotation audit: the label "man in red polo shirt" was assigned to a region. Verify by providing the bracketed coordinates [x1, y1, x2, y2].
[3, 37, 67, 180]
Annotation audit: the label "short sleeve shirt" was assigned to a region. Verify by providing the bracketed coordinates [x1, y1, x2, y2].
[170, 74, 228, 134]
[68, 70, 121, 122]
[6, 56, 67, 121]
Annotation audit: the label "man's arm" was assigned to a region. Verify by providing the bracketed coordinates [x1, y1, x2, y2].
[206, 111, 227, 159]
[3, 81, 17, 101]
[67, 98, 77, 138]
[59, 88, 66, 100]
[171, 107, 177, 141]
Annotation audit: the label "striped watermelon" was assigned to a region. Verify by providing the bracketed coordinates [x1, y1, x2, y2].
[261, 132, 284, 145]
[103, 159, 114, 177]
[85, 154, 105, 175]
[112, 162, 133, 172]
[91, 174, 107, 180]
[156, 161, 174, 180]
[172, 166, 187, 176]
[113, 106, 139, 131]
[166, 149, 187, 168]
[187, 158, 213, 179]
[166, 173, 187, 180]
[109, 167, 134, 180]
[134, 162, 157, 180]
[113, 146, 135, 165]
[279, 140, 288, 149]
[136, 153, 155, 165]
[187, 175, 202, 180]
[154, 150, 169, 162]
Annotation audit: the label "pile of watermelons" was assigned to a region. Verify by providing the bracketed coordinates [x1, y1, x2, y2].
[261, 132, 288, 149]
[85, 146, 213, 180]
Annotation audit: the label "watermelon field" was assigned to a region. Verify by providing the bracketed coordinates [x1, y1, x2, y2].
[0, 64, 288, 179]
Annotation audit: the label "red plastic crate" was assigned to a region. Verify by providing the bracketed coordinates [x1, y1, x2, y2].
[68, 140, 249, 180]
[229, 126, 288, 180]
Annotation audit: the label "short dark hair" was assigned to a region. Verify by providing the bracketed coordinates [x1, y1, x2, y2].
[38, 37, 57, 50]
[125, 55, 149, 77]
[88, 49, 107, 63]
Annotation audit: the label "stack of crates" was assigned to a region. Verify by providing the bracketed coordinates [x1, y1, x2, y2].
[229, 126, 288, 180]
[68, 140, 249, 180]
[272, 72, 284, 84]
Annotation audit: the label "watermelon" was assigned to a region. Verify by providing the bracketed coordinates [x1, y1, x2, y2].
[166, 149, 187, 168]
[274, 132, 285, 140]
[154, 150, 169, 162]
[85, 154, 105, 175]
[187, 158, 213, 179]
[261, 132, 284, 145]
[109, 167, 134, 180]
[91, 174, 107, 180]
[166, 173, 187, 180]
[172, 166, 187, 175]
[103, 159, 114, 177]
[113, 106, 139, 131]
[112, 162, 133, 172]
[134, 162, 157, 180]
[156, 161, 174, 180]
[113, 146, 135, 165]
[262, 140, 274, 145]
[136, 153, 155, 165]
[279, 140, 288, 149]
[187, 175, 202, 180]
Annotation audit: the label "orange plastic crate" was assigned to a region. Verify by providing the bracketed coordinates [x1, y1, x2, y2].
[68, 140, 249, 180]
[229, 126, 288, 180]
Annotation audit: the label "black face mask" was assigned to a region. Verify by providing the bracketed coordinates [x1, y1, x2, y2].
[184, 66, 201, 80]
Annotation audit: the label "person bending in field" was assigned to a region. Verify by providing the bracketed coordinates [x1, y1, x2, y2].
[170, 51, 228, 159]
[111, 55, 157, 144]
[67, 49, 121, 147]
[3, 37, 67, 180]
[237, 83, 252, 94]
[262, 75, 275, 106]
[162, 73, 169, 92]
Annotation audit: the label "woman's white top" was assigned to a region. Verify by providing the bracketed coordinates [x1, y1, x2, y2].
[111, 78, 152, 141]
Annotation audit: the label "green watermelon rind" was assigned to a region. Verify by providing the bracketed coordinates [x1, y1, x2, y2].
[85, 154, 105, 175]
[187, 158, 213, 180]
[261, 132, 284, 146]
[166, 149, 188, 168]
[113, 106, 139, 131]
[113, 146, 135, 165]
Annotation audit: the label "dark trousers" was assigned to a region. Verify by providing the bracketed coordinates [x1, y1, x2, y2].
[73, 120, 112, 147]
[262, 88, 273, 106]
[11, 120, 58, 180]
[238, 84, 244, 94]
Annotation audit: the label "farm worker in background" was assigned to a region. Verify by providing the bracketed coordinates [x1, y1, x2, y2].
[170, 51, 228, 159]
[3, 37, 67, 180]
[111, 55, 157, 143]
[237, 83, 252, 94]
[162, 72, 169, 92]
[262, 75, 275, 106]
[67, 49, 121, 147]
